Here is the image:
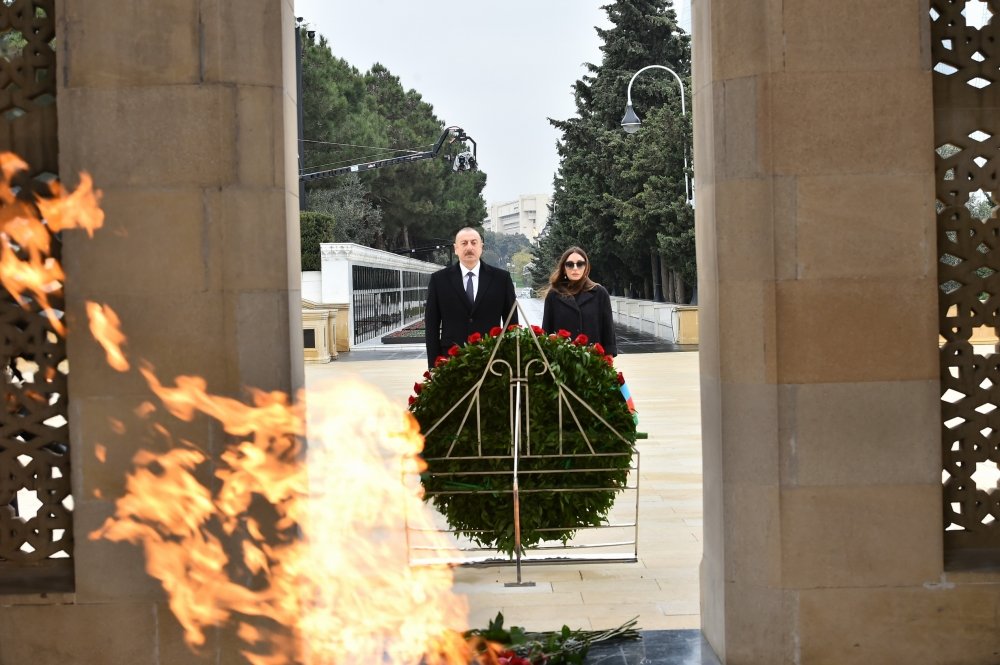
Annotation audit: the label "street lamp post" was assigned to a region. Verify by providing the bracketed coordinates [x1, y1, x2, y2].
[295, 19, 316, 209]
[621, 64, 692, 303]
[620, 65, 691, 206]
[295, 18, 309, 209]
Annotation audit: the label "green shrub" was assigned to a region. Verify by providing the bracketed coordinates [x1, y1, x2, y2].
[300, 211, 336, 271]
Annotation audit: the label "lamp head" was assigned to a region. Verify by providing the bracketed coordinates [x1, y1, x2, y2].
[621, 103, 641, 134]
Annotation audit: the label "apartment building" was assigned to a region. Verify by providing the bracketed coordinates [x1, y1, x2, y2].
[484, 193, 551, 240]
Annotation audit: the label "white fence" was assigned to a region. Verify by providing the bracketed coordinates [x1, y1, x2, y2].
[303, 243, 441, 349]
[610, 297, 699, 345]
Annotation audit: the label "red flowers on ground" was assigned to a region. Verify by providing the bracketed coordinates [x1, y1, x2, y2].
[467, 332, 482, 344]
[448, 345, 461, 357]
[556, 329, 571, 339]
[497, 651, 532, 665]
[573, 333, 589, 346]
[489, 325, 503, 337]
[593, 342, 605, 355]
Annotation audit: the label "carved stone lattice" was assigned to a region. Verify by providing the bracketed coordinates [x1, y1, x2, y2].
[0, 0, 69, 591]
[0, 0, 56, 176]
[933, 0, 1000, 553]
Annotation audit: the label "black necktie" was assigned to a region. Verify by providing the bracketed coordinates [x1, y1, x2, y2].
[465, 272, 475, 305]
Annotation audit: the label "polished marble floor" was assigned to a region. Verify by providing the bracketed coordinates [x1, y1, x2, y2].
[584, 630, 721, 665]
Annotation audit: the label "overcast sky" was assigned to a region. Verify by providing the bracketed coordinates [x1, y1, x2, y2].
[294, 1, 692, 206]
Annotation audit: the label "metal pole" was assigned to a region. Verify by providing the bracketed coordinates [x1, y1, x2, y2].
[295, 21, 308, 209]
[506, 334, 535, 587]
[624, 64, 691, 206]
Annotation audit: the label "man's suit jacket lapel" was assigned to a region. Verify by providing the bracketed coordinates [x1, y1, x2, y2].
[471, 264, 494, 314]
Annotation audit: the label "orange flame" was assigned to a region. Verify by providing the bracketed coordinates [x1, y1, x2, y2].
[0, 152, 476, 665]
[0, 153, 104, 335]
[86, 302, 129, 371]
[35, 173, 105, 236]
[92, 375, 472, 665]
[296, 381, 471, 665]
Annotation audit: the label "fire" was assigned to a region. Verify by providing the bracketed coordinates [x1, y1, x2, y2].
[297, 380, 473, 665]
[86, 302, 129, 371]
[0, 153, 481, 665]
[95, 359, 473, 665]
[0, 155, 103, 334]
[35, 172, 104, 236]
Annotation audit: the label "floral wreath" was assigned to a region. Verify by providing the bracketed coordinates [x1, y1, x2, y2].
[408, 324, 637, 555]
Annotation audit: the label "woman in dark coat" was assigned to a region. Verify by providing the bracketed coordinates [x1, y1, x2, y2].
[541, 246, 617, 356]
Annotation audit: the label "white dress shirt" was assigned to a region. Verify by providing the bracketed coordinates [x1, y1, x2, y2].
[463, 261, 480, 301]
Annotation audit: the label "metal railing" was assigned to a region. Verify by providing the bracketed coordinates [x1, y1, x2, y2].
[351, 266, 431, 345]
[316, 244, 439, 348]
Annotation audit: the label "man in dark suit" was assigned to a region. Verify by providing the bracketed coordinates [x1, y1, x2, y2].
[424, 227, 518, 366]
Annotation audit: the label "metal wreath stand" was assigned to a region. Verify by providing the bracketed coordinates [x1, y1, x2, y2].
[407, 301, 641, 586]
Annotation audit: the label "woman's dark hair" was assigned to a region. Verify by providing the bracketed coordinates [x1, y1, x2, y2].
[546, 246, 597, 297]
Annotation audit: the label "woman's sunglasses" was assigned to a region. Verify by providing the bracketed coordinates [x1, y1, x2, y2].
[564, 260, 587, 269]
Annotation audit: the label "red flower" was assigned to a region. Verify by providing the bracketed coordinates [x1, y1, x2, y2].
[407, 395, 416, 406]
[467, 332, 482, 344]
[423, 370, 431, 379]
[530, 325, 545, 335]
[434, 355, 448, 367]
[489, 325, 503, 337]
[507, 324, 520, 332]
[448, 345, 461, 357]
[573, 333, 589, 346]
[617, 371, 625, 385]
[498, 651, 532, 665]
[557, 329, 571, 339]
[604, 355, 614, 366]
[413, 382, 423, 394]
[593, 342, 605, 355]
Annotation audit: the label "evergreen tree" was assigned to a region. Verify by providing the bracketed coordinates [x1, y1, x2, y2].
[537, 0, 693, 302]
[307, 174, 383, 247]
[363, 64, 487, 251]
[482, 231, 534, 271]
[299, 212, 336, 271]
[299, 30, 486, 254]
[300, 31, 385, 178]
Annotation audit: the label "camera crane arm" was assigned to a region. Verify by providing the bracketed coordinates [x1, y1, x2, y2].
[299, 126, 477, 183]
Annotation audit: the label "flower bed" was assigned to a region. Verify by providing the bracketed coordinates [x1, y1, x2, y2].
[408, 325, 637, 554]
[381, 319, 425, 344]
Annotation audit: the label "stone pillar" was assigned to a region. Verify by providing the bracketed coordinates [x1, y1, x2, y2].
[0, 2, 303, 663]
[692, 1, 1000, 662]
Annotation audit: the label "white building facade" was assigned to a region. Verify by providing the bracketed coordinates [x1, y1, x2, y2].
[485, 193, 551, 240]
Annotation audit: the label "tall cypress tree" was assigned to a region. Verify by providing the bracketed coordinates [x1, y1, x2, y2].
[535, 0, 692, 302]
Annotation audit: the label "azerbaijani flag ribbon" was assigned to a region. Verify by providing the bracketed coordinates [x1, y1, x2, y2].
[620, 381, 638, 425]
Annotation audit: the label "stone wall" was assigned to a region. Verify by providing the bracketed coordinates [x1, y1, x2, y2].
[0, 1, 303, 663]
[694, 1, 1000, 663]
